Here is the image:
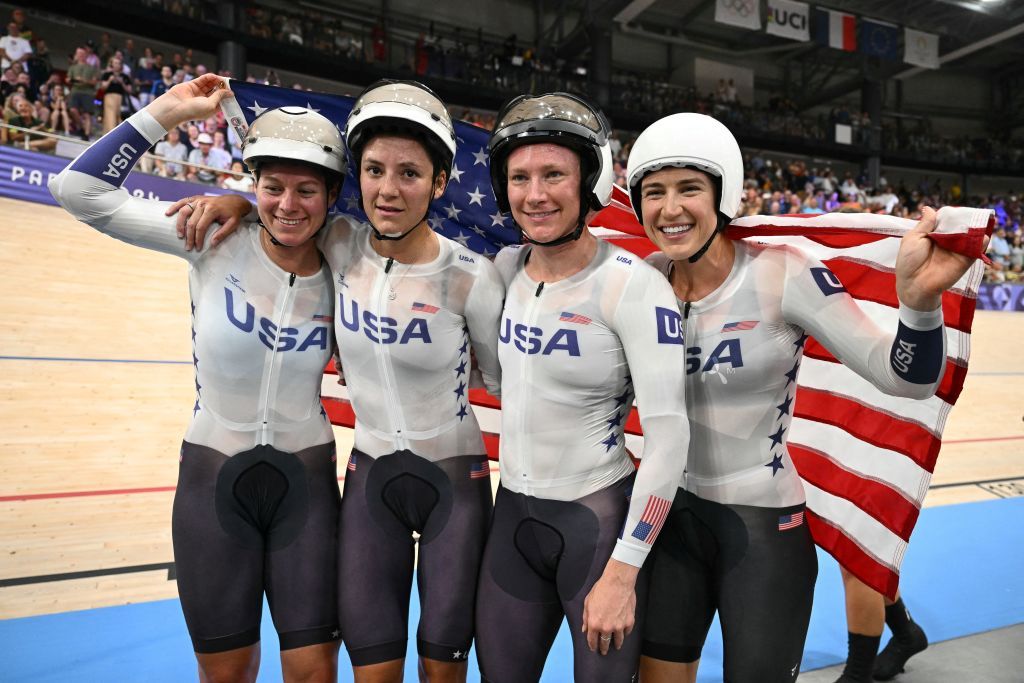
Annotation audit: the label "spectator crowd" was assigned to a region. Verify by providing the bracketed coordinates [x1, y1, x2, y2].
[3, 4, 1020, 282]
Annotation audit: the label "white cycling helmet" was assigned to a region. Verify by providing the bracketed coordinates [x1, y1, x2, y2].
[626, 112, 743, 225]
[345, 80, 456, 176]
[489, 92, 614, 215]
[242, 106, 346, 176]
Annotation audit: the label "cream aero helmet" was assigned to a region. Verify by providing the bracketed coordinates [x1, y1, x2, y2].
[626, 112, 743, 262]
[346, 80, 456, 177]
[345, 80, 456, 241]
[242, 105, 346, 178]
[488, 92, 614, 246]
[241, 106, 346, 246]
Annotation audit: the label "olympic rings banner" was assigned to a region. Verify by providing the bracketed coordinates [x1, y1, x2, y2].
[0, 145, 250, 208]
[715, 0, 761, 30]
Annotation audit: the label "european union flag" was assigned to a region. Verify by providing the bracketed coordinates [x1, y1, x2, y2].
[859, 18, 899, 61]
[223, 79, 521, 256]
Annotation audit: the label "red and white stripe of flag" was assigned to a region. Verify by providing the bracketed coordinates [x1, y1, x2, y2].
[732, 208, 990, 598]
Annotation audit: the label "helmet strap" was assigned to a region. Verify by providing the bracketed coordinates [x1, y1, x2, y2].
[521, 197, 589, 247]
[687, 214, 729, 264]
[371, 221, 420, 241]
[262, 221, 288, 247]
[259, 194, 333, 248]
[370, 208, 430, 242]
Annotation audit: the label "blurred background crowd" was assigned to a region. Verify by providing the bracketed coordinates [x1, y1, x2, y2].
[3, 2, 1020, 282]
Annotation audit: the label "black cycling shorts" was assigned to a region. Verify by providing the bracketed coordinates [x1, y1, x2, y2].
[475, 477, 644, 683]
[642, 489, 817, 682]
[172, 441, 341, 654]
[337, 449, 492, 666]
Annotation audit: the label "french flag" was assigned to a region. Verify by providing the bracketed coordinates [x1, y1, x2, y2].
[814, 8, 856, 51]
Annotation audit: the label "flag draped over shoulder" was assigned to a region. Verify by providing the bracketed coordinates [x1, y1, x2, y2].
[597, 203, 992, 599]
[222, 79, 519, 256]
[722, 208, 991, 599]
[255, 79, 994, 599]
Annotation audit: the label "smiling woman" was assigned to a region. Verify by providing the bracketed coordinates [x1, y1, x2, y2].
[505, 143, 583, 245]
[625, 112, 984, 683]
[638, 167, 720, 262]
[473, 92, 690, 683]
[242, 105, 345, 260]
[47, 74, 347, 683]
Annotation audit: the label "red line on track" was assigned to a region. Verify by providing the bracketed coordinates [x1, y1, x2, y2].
[0, 480, 351, 502]
[0, 485, 177, 502]
[10, 438, 1005, 503]
[0, 469, 504, 502]
[944, 435, 1024, 445]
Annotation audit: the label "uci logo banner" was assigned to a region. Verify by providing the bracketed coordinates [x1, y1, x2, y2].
[766, 0, 810, 42]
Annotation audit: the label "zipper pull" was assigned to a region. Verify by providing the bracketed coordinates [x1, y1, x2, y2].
[385, 257, 394, 274]
[289, 272, 296, 286]
[683, 301, 691, 319]
[535, 281, 544, 297]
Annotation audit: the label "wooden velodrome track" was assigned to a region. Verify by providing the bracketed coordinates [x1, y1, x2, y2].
[1, 195, 1022, 621]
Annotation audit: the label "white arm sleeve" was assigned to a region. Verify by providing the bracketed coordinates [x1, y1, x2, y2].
[609, 265, 689, 567]
[465, 257, 505, 398]
[781, 251, 945, 399]
[48, 109, 213, 263]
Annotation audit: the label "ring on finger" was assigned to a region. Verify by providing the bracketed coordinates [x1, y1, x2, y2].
[600, 634, 612, 642]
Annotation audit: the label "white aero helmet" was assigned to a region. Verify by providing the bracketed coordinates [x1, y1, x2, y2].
[626, 112, 743, 225]
[345, 80, 456, 176]
[242, 105, 346, 176]
[488, 92, 614, 215]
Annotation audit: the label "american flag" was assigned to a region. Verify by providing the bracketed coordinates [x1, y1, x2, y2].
[319, 203, 988, 600]
[312, 313, 334, 322]
[721, 209, 990, 599]
[778, 511, 805, 531]
[630, 495, 672, 544]
[585, 188, 992, 597]
[722, 320, 759, 332]
[221, 80, 520, 256]
[470, 461, 491, 479]
[412, 301, 440, 314]
[559, 311, 592, 325]
[346, 454, 357, 472]
[271, 79, 992, 599]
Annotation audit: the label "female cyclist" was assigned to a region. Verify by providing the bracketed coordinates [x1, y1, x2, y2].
[625, 112, 978, 683]
[50, 74, 345, 683]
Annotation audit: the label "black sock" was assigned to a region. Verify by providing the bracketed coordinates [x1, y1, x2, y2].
[885, 598, 913, 638]
[843, 632, 881, 682]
